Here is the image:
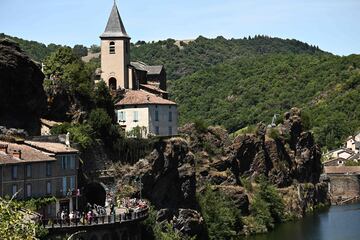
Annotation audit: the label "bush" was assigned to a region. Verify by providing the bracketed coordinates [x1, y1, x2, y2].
[198, 185, 241, 240]
[268, 128, 281, 140]
[88, 108, 112, 135]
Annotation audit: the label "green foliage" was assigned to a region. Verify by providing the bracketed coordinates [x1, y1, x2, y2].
[43, 47, 79, 80]
[67, 124, 94, 149]
[51, 123, 94, 149]
[88, 108, 112, 135]
[0, 198, 40, 239]
[0, 33, 62, 61]
[72, 44, 88, 57]
[198, 185, 241, 240]
[142, 205, 194, 240]
[345, 160, 360, 166]
[170, 53, 360, 149]
[50, 122, 72, 134]
[89, 44, 101, 53]
[21, 197, 57, 211]
[132, 35, 323, 80]
[193, 119, 209, 133]
[126, 126, 148, 139]
[243, 176, 285, 235]
[267, 128, 281, 140]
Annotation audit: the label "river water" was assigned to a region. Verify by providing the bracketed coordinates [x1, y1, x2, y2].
[245, 203, 360, 240]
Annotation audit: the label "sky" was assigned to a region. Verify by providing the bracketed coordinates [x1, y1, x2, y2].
[0, 0, 359, 56]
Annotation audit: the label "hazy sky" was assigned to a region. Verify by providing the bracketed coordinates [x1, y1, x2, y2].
[0, 0, 359, 55]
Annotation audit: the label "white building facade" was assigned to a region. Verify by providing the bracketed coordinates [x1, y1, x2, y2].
[116, 90, 178, 138]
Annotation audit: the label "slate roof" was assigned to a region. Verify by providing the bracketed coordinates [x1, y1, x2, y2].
[115, 90, 176, 106]
[131, 61, 164, 75]
[0, 141, 56, 165]
[100, 3, 129, 39]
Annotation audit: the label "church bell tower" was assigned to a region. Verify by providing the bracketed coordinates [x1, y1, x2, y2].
[100, 2, 130, 90]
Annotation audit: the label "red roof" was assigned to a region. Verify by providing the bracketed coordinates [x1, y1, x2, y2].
[25, 141, 78, 154]
[324, 166, 360, 174]
[0, 141, 56, 165]
[115, 90, 176, 106]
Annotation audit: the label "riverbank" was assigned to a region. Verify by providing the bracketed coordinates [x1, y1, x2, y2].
[245, 202, 360, 240]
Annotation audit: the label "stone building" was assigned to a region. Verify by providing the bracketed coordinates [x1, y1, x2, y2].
[99, 2, 178, 137]
[0, 139, 79, 217]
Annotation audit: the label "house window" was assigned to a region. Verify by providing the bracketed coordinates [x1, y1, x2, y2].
[46, 181, 52, 195]
[46, 162, 52, 176]
[26, 184, 32, 198]
[169, 112, 172, 122]
[155, 126, 159, 135]
[109, 41, 115, 54]
[62, 177, 67, 196]
[118, 111, 126, 122]
[133, 111, 139, 122]
[70, 176, 75, 190]
[169, 126, 173, 135]
[26, 164, 32, 178]
[155, 110, 159, 121]
[125, 41, 129, 54]
[11, 166, 18, 179]
[12, 184, 17, 196]
[61, 155, 75, 169]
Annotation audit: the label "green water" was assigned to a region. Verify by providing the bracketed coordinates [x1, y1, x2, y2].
[245, 203, 360, 240]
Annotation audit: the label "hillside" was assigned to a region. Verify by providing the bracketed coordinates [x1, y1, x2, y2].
[0, 33, 63, 62]
[170, 53, 360, 149]
[131, 35, 326, 80]
[3, 33, 358, 149]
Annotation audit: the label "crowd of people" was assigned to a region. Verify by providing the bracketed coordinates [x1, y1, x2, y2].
[50, 198, 148, 226]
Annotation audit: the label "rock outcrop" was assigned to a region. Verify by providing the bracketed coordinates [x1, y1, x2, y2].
[0, 39, 46, 135]
[115, 108, 327, 238]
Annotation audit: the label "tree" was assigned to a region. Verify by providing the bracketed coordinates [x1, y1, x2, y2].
[43, 47, 78, 79]
[0, 198, 40, 239]
[198, 185, 241, 240]
[72, 44, 88, 57]
[89, 44, 101, 53]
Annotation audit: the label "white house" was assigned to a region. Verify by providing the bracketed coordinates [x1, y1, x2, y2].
[115, 90, 178, 137]
[346, 132, 360, 153]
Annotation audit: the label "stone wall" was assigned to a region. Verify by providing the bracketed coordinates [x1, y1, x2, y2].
[329, 174, 360, 199]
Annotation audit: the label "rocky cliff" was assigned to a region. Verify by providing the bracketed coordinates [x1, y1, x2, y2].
[0, 39, 46, 135]
[115, 108, 329, 238]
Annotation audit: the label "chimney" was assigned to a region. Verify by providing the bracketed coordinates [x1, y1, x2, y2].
[0, 144, 8, 154]
[12, 150, 22, 159]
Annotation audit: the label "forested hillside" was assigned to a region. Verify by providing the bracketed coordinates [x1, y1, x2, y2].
[0, 33, 63, 62]
[131, 35, 325, 80]
[3, 33, 359, 149]
[171, 54, 360, 149]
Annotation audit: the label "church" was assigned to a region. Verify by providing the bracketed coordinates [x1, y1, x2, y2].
[99, 2, 178, 137]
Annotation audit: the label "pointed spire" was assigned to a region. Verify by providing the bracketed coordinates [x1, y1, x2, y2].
[101, 1, 130, 39]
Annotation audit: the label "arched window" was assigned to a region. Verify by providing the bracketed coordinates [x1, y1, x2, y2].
[109, 41, 115, 54]
[109, 77, 117, 90]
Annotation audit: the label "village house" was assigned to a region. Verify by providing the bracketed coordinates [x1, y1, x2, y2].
[0, 138, 79, 218]
[346, 132, 360, 153]
[99, 2, 178, 137]
[115, 90, 178, 137]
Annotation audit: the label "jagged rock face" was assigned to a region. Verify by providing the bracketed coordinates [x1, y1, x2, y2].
[227, 108, 322, 187]
[121, 138, 197, 210]
[0, 39, 46, 134]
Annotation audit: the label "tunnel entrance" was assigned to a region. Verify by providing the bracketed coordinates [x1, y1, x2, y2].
[83, 182, 106, 207]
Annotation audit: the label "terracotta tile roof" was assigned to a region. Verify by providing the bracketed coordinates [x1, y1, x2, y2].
[0, 141, 56, 165]
[24, 141, 78, 154]
[324, 166, 360, 174]
[115, 90, 176, 106]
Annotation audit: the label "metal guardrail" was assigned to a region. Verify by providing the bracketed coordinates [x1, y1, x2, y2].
[42, 207, 149, 229]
